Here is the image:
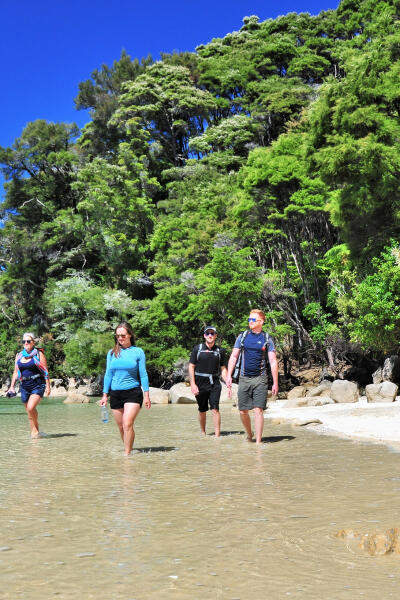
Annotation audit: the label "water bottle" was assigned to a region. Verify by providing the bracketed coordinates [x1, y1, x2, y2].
[101, 404, 109, 423]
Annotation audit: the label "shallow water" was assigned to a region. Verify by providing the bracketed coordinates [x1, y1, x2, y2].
[1, 397, 400, 599]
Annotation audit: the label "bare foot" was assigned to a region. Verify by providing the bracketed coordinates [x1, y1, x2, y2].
[245, 432, 254, 442]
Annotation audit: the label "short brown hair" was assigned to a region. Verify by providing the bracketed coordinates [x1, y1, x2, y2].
[249, 309, 266, 322]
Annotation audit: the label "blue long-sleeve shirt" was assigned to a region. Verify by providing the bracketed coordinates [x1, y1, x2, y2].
[103, 346, 150, 393]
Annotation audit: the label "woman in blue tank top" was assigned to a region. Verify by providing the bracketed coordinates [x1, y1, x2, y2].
[100, 322, 151, 455]
[7, 332, 50, 438]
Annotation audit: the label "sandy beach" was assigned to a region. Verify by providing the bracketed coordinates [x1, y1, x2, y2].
[265, 397, 400, 449]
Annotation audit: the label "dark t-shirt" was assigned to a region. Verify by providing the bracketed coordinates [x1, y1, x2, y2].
[234, 331, 275, 377]
[189, 343, 228, 376]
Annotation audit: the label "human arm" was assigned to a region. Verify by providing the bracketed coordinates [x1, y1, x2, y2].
[188, 362, 199, 396]
[220, 365, 231, 398]
[268, 350, 279, 397]
[225, 347, 240, 389]
[39, 351, 51, 396]
[143, 390, 151, 409]
[7, 357, 19, 394]
[101, 351, 113, 405]
[137, 349, 150, 392]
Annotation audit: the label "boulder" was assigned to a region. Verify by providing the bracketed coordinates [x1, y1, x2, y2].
[365, 381, 398, 403]
[169, 381, 238, 405]
[169, 383, 196, 404]
[220, 382, 238, 405]
[85, 375, 103, 397]
[372, 355, 400, 384]
[63, 392, 90, 404]
[306, 380, 332, 397]
[358, 529, 399, 556]
[291, 418, 322, 427]
[330, 380, 359, 403]
[307, 396, 335, 407]
[287, 386, 306, 400]
[149, 387, 170, 404]
[284, 395, 333, 408]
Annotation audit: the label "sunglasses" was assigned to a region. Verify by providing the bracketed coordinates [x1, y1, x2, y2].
[22, 339, 34, 344]
[248, 318, 259, 322]
[116, 334, 128, 338]
[205, 332, 216, 336]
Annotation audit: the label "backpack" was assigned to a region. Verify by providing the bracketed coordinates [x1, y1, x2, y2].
[195, 343, 222, 374]
[232, 330, 270, 383]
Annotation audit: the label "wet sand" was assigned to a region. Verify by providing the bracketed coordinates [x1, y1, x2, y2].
[1, 399, 400, 599]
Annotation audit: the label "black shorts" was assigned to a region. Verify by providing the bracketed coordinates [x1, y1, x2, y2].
[195, 378, 221, 412]
[109, 387, 143, 410]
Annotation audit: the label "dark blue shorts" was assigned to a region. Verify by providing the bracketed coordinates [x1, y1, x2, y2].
[20, 380, 46, 404]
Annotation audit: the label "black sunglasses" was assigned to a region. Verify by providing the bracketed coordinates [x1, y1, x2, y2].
[22, 339, 34, 344]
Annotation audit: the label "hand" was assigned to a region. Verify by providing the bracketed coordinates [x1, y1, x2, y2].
[190, 383, 199, 396]
[272, 384, 279, 397]
[225, 375, 232, 388]
[144, 397, 151, 409]
[227, 386, 232, 399]
[100, 394, 108, 407]
[45, 384, 51, 397]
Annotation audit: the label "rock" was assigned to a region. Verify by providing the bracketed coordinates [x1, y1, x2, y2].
[291, 418, 322, 427]
[365, 381, 398, 403]
[372, 355, 400, 384]
[284, 395, 333, 408]
[169, 383, 196, 404]
[169, 381, 238, 405]
[149, 387, 170, 404]
[63, 392, 90, 404]
[330, 380, 359, 403]
[284, 397, 309, 408]
[287, 386, 306, 400]
[383, 356, 400, 382]
[307, 396, 335, 406]
[358, 529, 399, 556]
[220, 382, 238, 405]
[335, 528, 360, 540]
[85, 375, 104, 397]
[306, 380, 332, 397]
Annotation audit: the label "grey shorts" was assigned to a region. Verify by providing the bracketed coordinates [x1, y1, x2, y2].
[238, 375, 268, 411]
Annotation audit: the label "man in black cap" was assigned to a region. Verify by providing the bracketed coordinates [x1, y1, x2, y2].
[188, 326, 229, 437]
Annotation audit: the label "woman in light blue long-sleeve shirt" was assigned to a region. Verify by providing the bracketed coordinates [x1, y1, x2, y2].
[100, 322, 151, 455]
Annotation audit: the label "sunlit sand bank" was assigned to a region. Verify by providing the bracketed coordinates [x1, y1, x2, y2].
[265, 397, 400, 449]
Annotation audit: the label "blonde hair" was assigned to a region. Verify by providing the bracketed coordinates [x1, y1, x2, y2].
[249, 309, 266, 323]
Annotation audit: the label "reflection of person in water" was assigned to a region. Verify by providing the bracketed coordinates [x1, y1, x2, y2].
[7, 333, 50, 438]
[100, 322, 151, 455]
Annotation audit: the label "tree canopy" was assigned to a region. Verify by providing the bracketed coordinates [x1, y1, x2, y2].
[2, 0, 400, 384]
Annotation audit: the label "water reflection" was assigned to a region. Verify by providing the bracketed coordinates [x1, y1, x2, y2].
[1, 400, 400, 599]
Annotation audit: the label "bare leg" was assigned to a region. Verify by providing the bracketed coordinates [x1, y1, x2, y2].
[111, 408, 125, 442]
[240, 410, 253, 441]
[254, 407, 265, 444]
[122, 403, 142, 455]
[198, 411, 207, 436]
[211, 409, 220, 437]
[25, 394, 42, 438]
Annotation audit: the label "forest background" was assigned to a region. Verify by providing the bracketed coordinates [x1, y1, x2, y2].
[1, 0, 400, 387]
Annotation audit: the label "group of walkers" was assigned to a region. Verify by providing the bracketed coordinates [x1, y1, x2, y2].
[5, 309, 278, 453]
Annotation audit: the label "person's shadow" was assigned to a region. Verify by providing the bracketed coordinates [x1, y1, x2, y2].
[134, 446, 179, 453]
[259, 435, 295, 443]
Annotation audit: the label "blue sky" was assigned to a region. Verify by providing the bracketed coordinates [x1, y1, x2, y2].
[1, 0, 339, 199]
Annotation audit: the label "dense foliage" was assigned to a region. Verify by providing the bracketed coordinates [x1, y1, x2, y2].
[2, 0, 400, 384]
